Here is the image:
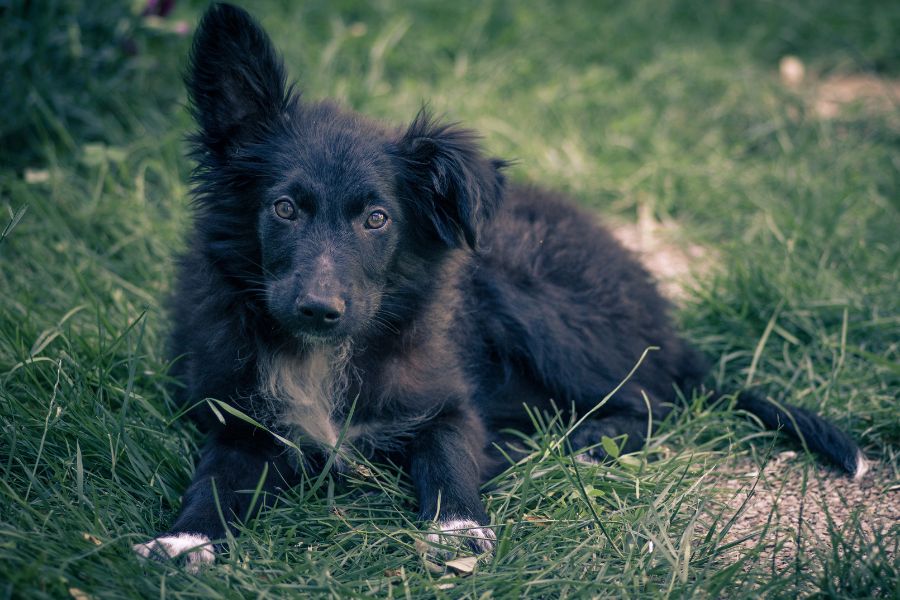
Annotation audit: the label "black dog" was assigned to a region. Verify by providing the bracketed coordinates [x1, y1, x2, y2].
[135, 3, 866, 568]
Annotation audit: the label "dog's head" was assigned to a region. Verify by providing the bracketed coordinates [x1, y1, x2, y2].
[186, 4, 505, 343]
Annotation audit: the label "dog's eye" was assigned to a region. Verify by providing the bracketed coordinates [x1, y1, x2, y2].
[365, 210, 388, 230]
[273, 198, 296, 220]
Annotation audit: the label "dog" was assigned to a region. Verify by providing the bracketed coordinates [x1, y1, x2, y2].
[134, 3, 867, 568]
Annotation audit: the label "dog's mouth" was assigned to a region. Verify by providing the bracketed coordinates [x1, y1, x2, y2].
[294, 330, 346, 345]
[288, 323, 355, 348]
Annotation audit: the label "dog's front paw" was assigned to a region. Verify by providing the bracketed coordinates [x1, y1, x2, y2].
[133, 533, 215, 572]
[574, 448, 610, 465]
[418, 518, 496, 559]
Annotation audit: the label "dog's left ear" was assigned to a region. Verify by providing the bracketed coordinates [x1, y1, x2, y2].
[187, 3, 289, 155]
[392, 111, 507, 248]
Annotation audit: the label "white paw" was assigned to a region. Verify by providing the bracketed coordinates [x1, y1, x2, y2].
[575, 452, 602, 465]
[133, 533, 215, 572]
[419, 519, 496, 558]
[853, 451, 871, 481]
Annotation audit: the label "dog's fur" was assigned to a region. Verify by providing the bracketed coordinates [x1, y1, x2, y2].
[135, 3, 865, 566]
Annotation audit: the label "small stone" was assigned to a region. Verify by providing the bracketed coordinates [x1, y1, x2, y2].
[780, 56, 805, 86]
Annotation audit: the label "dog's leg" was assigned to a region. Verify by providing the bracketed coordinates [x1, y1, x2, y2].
[568, 414, 651, 464]
[134, 435, 296, 570]
[409, 409, 495, 557]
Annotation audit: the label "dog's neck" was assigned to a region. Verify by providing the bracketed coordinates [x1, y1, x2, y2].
[258, 341, 354, 452]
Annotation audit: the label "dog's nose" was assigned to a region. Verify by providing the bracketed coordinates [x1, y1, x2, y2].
[296, 294, 345, 328]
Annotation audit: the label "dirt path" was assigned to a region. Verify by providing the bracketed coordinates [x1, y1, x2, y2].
[712, 452, 899, 571]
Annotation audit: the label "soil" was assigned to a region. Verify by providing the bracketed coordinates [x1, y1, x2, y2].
[712, 451, 899, 571]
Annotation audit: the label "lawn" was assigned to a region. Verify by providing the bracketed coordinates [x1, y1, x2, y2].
[1, 0, 898, 598]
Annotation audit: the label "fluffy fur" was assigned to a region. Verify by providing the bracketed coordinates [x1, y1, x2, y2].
[136, 3, 865, 566]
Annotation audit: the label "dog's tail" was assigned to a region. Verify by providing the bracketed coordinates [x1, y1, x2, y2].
[719, 388, 868, 479]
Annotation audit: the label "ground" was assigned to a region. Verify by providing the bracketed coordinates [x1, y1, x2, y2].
[1, 1, 898, 598]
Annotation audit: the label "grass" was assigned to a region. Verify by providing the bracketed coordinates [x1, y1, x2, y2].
[1, 0, 898, 597]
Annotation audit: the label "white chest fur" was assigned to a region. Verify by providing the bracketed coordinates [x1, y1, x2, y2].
[259, 343, 352, 450]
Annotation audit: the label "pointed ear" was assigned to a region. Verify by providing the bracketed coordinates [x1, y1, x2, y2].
[186, 3, 289, 154]
[392, 110, 507, 248]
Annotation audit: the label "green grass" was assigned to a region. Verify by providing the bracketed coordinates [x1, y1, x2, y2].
[1, 0, 898, 597]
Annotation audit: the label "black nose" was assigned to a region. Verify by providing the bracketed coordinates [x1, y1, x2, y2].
[296, 294, 345, 329]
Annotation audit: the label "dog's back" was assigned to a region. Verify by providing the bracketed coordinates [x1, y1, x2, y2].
[469, 185, 706, 424]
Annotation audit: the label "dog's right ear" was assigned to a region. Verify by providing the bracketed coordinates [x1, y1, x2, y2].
[391, 111, 507, 249]
[187, 3, 288, 155]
